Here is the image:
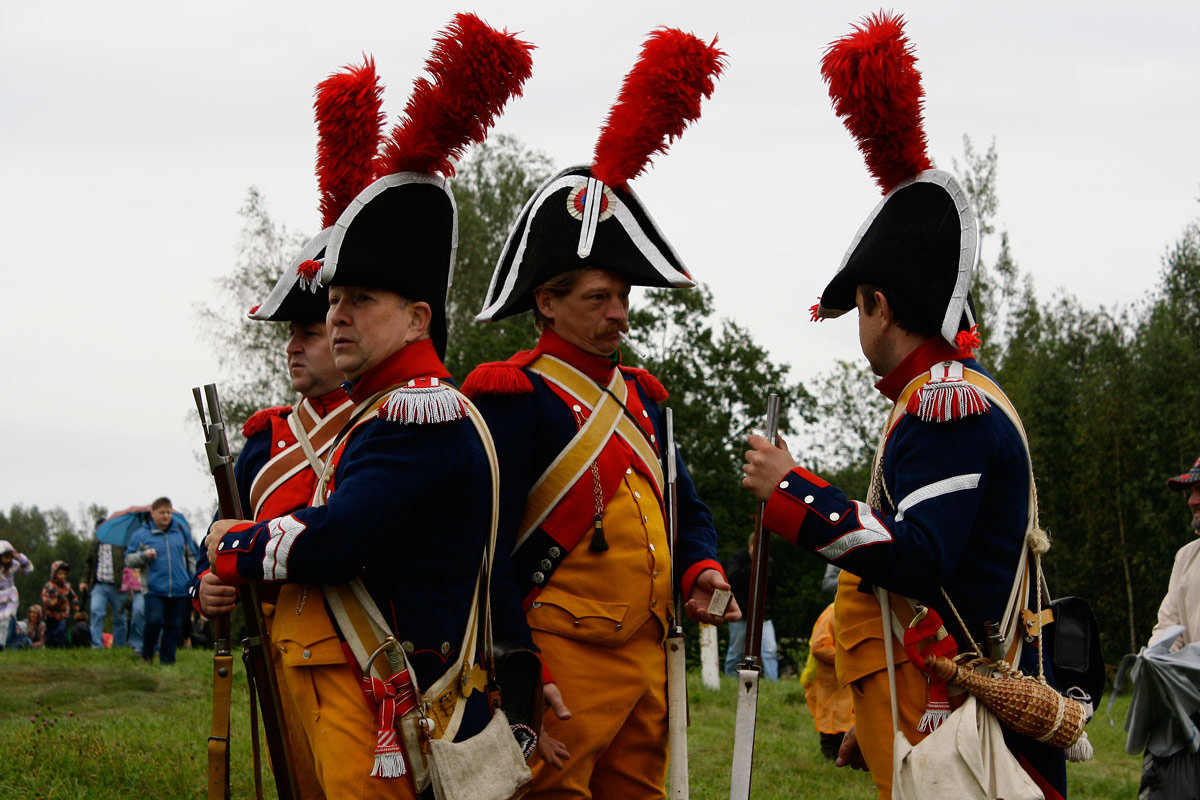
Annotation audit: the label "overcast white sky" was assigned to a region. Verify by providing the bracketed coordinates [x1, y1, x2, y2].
[2, 0, 1197, 528]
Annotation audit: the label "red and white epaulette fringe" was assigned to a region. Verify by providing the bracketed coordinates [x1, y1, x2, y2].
[378, 378, 467, 425]
[906, 361, 990, 423]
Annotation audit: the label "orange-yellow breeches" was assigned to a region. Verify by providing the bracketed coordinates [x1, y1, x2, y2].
[261, 598, 325, 800]
[850, 662, 930, 800]
[272, 584, 416, 800]
[525, 472, 675, 799]
[529, 617, 669, 800]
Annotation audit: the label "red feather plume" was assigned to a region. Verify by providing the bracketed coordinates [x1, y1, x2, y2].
[820, 11, 932, 193]
[376, 13, 534, 178]
[314, 58, 386, 228]
[592, 28, 726, 190]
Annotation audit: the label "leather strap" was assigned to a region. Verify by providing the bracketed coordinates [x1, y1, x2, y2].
[516, 355, 664, 550]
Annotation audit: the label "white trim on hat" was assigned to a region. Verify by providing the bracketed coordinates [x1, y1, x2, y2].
[319, 171, 457, 289]
[248, 227, 333, 321]
[475, 166, 694, 323]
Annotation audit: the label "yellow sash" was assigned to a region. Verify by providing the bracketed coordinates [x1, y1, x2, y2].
[516, 355, 664, 550]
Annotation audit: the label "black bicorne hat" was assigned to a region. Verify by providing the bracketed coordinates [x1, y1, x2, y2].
[475, 28, 725, 323]
[818, 12, 979, 348]
[315, 14, 533, 358]
[249, 59, 386, 325]
[475, 165, 693, 322]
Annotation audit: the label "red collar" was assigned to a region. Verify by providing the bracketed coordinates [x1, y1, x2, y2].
[536, 326, 620, 384]
[875, 338, 971, 402]
[344, 339, 452, 403]
[305, 387, 351, 416]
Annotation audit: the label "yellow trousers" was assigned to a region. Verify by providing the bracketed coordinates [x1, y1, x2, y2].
[529, 617, 669, 800]
[851, 662, 930, 800]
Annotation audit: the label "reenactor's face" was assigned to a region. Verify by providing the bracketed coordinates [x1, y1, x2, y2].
[286, 321, 341, 397]
[1188, 485, 1200, 531]
[537, 269, 630, 357]
[327, 286, 421, 381]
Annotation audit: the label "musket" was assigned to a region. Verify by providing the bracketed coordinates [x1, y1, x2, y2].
[194, 384, 297, 800]
[663, 408, 689, 799]
[729, 394, 781, 800]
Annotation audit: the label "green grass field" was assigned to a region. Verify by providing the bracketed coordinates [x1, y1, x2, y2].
[0, 647, 1140, 798]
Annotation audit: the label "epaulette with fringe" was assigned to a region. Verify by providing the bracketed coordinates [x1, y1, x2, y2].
[242, 406, 292, 437]
[461, 350, 540, 398]
[620, 366, 669, 404]
[378, 378, 467, 425]
[906, 361, 990, 423]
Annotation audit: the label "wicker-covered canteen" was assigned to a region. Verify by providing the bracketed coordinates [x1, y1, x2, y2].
[925, 655, 1086, 749]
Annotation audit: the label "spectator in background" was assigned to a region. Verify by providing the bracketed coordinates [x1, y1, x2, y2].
[80, 519, 128, 649]
[723, 532, 779, 681]
[1, 540, 34, 649]
[69, 609, 92, 647]
[802, 603, 854, 760]
[1139, 455, 1200, 798]
[40, 560, 78, 648]
[14, 604, 46, 649]
[126, 497, 196, 665]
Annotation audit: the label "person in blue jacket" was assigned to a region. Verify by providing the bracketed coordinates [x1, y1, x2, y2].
[125, 497, 197, 665]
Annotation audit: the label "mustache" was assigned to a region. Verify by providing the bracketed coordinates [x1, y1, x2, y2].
[599, 323, 630, 336]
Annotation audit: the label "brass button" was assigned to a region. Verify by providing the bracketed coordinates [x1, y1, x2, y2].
[440, 642, 450, 655]
[652, 599, 658, 607]
[533, 571, 545, 585]
[649, 544, 655, 552]
[615, 624, 623, 631]
[402, 641, 415, 654]
[549, 546, 561, 559]
[573, 619, 580, 626]
[532, 602, 542, 609]
[626, 468, 633, 475]
[634, 491, 642, 499]
[302, 649, 311, 659]
[540, 559, 552, 570]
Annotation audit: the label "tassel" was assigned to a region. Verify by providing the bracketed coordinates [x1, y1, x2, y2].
[360, 669, 417, 779]
[379, 379, 467, 425]
[918, 681, 952, 732]
[296, 259, 322, 291]
[369, 729, 408, 778]
[589, 514, 609, 552]
[1066, 729, 1094, 762]
[955, 325, 982, 354]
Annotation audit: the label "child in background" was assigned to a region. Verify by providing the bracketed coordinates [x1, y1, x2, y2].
[40, 561, 78, 648]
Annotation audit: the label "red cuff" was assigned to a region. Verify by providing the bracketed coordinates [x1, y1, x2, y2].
[192, 569, 210, 618]
[213, 523, 255, 586]
[539, 653, 556, 686]
[762, 466, 831, 545]
[681, 559, 726, 601]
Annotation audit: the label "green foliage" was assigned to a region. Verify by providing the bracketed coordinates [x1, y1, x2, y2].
[193, 187, 306, 437]
[444, 135, 555, 379]
[627, 284, 823, 640]
[1, 505, 93, 621]
[998, 215, 1200, 663]
[0, 644, 1142, 798]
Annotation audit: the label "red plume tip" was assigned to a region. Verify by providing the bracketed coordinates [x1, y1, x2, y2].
[592, 28, 726, 190]
[955, 325, 982, 354]
[377, 12, 535, 178]
[821, 11, 932, 193]
[809, 299, 823, 323]
[315, 57, 386, 228]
